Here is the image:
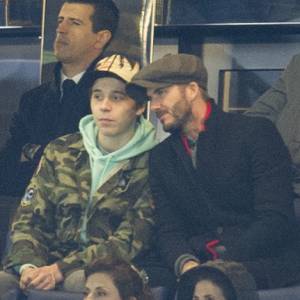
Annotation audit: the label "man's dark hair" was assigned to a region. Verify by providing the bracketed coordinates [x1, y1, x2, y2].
[65, 0, 119, 36]
[85, 258, 152, 300]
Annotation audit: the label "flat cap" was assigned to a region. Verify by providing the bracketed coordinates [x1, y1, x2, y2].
[129, 53, 208, 91]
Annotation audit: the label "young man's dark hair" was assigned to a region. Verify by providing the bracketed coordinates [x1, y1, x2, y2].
[66, 0, 119, 36]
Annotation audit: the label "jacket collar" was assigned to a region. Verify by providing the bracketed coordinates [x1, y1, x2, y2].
[168, 99, 223, 173]
[204, 98, 224, 134]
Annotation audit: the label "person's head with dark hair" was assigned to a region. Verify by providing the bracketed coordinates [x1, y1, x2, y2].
[54, 0, 119, 77]
[177, 266, 236, 300]
[84, 54, 148, 153]
[84, 258, 152, 300]
[177, 261, 259, 300]
[65, 0, 119, 36]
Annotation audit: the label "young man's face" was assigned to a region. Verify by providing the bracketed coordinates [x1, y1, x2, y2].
[148, 84, 192, 132]
[54, 3, 103, 66]
[91, 77, 144, 140]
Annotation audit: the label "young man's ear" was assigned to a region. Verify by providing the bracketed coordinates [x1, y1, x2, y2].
[95, 30, 112, 50]
[136, 103, 146, 117]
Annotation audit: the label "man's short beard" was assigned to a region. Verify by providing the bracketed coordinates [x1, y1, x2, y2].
[162, 98, 192, 133]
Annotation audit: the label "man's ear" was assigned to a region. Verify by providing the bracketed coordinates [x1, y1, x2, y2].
[185, 81, 200, 102]
[95, 30, 112, 50]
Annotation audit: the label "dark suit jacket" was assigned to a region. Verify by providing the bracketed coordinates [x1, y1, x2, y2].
[0, 58, 100, 196]
[150, 100, 300, 288]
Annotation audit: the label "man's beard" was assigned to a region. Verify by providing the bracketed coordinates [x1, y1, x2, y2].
[159, 98, 192, 133]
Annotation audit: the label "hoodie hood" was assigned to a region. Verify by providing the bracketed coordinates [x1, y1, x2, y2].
[79, 114, 157, 194]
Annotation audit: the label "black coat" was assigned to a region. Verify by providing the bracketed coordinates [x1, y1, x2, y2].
[0, 58, 100, 196]
[150, 100, 300, 288]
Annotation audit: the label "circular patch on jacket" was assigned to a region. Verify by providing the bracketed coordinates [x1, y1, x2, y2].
[21, 188, 35, 207]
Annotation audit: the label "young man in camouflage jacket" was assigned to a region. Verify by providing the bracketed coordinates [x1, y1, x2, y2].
[0, 54, 158, 295]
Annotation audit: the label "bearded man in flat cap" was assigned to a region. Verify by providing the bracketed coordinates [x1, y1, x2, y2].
[127, 53, 300, 290]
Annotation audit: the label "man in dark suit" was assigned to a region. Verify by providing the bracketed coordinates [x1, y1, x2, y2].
[0, 0, 119, 196]
[127, 53, 300, 289]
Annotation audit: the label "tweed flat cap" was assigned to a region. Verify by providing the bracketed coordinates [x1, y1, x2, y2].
[129, 53, 208, 91]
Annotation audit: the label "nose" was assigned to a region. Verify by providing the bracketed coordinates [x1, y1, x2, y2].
[150, 100, 161, 112]
[56, 20, 68, 34]
[99, 98, 112, 111]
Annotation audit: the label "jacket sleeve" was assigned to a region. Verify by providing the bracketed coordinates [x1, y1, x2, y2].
[55, 184, 155, 275]
[245, 55, 298, 122]
[149, 149, 197, 271]
[4, 144, 57, 270]
[221, 118, 296, 261]
[0, 92, 43, 196]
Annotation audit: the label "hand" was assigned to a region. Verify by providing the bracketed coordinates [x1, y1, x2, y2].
[20, 267, 39, 290]
[20, 264, 63, 291]
[181, 260, 200, 274]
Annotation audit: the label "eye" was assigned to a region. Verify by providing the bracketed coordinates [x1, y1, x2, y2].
[96, 290, 107, 297]
[111, 93, 126, 102]
[156, 88, 167, 96]
[72, 20, 81, 26]
[57, 18, 63, 25]
[92, 92, 104, 101]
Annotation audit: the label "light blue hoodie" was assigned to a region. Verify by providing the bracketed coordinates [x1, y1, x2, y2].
[79, 114, 158, 243]
[79, 114, 158, 195]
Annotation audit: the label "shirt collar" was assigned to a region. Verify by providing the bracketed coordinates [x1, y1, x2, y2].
[60, 70, 85, 90]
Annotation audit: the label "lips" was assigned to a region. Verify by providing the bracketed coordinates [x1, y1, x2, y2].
[55, 40, 68, 46]
[98, 118, 114, 126]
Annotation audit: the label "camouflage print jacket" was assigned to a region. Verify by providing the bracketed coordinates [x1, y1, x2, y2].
[4, 133, 155, 275]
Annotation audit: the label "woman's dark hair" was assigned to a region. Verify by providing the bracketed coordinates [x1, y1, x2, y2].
[177, 266, 237, 300]
[66, 0, 119, 36]
[85, 258, 152, 300]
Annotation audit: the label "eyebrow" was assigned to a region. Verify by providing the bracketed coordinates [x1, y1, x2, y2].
[57, 16, 84, 24]
[154, 87, 165, 94]
[95, 286, 109, 293]
[204, 295, 215, 300]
